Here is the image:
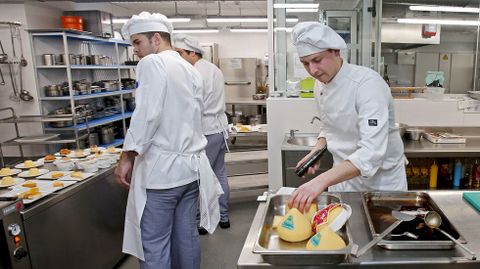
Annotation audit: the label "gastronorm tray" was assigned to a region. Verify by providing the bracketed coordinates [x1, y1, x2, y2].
[252, 193, 353, 265]
[362, 191, 466, 250]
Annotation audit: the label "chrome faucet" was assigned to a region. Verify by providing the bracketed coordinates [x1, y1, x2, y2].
[310, 116, 321, 124]
[289, 129, 299, 138]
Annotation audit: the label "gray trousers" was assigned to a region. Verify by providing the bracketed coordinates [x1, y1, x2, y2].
[205, 132, 229, 222]
[140, 181, 200, 269]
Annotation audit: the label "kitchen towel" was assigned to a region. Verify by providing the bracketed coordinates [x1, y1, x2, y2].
[463, 192, 480, 213]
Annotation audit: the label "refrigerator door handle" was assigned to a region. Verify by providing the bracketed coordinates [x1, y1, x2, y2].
[225, 81, 251, 85]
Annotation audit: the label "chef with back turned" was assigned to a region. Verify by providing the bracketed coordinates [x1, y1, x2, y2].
[115, 11, 223, 269]
[288, 22, 407, 212]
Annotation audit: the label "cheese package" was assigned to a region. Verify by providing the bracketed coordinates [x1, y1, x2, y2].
[22, 181, 37, 188]
[306, 226, 346, 250]
[0, 167, 12, 176]
[1, 176, 14, 185]
[277, 208, 312, 242]
[312, 203, 352, 233]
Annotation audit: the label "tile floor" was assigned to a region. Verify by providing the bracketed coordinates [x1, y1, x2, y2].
[114, 189, 265, 269]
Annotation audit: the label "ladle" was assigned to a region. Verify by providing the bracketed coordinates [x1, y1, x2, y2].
[352, 210, 415, 257]
[424, 211, 476, 260]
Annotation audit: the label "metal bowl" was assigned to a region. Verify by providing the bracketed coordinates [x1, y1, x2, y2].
[405, 128, 424, 140]
[395, 123, 407, 138]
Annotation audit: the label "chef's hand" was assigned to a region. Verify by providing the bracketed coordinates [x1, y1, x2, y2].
[288, 176, 327, 212]
[115, 151, 136, 189]
[295, 138, 326, 176]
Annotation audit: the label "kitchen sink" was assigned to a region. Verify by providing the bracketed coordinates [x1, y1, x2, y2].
[286, 136, 318, 147]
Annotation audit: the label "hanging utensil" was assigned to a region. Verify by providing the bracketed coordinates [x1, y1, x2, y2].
[7, 62, 20, 102]
[0, 40, 7, 64]
[424, 211, 476, 260]
[352, 210, 416, 257]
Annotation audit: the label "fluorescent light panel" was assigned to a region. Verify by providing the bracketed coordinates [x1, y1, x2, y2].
[230, 28, 268, 33]
[112, 18, 191, 24]
[397, 18, 480, 26]
[173, 29, 219, 34]
[274, 3, 319, 9]
[286, 8, 318, 13]
[206, 17, 298, 23]
[409, 5, 480, 13]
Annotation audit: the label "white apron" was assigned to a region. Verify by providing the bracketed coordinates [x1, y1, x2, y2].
[122, 150, 222, 261]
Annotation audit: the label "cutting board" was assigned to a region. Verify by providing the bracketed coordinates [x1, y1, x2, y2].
[463, 192, 480, 213]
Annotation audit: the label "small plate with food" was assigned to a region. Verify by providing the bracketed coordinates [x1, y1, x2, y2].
[0, 167, 22, 177]
[0, 177, 25, 188]
[18, 168, 50, 178]
[14, 160, 44, 169]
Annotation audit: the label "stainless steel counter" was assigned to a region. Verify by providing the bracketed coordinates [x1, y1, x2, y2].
[2, 163, 128, 269]
[281, 134, 480, 157]
[238, 191, 480, 269]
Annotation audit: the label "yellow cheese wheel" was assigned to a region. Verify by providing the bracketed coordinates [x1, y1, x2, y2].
[306, 226, 346, 250]
[315, 205, 344, 232]
[277, 208, 312, 242]
[272, 215, 283, 229]
[286, 203, 318, 223]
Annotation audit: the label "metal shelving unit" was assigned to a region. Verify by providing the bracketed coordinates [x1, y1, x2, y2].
[28, 29, 135, 150]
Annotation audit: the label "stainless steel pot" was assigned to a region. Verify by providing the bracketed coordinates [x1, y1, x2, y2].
[88, 132, 100, 146]
[246, 115, 263, 126]
[42, 54, 56, 65]
[100, 126, 115, 144]
[44, 84, 61, 97]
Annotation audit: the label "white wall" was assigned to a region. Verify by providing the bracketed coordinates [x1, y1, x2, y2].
[187, 32, 268, 59]
[0, 3, 62, 157]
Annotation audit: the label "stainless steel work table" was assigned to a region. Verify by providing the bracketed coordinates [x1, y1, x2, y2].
[238, 191, 480, 269]
[403, 138, 480, 157]
[13, 163, 128, 269]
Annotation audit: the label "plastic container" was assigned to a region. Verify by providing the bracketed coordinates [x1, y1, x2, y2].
[453, 160, 462, 187]
[429, 161, 438, 188]
[61, 16, 83, 31]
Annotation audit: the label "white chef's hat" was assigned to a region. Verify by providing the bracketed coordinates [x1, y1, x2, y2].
[173, 34, 204, 54]
[121, 12, 173, 40]
[292, 22, 347, 57]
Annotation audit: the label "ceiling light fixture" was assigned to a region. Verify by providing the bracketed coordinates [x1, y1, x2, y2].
[173, 29, 219, 34]
[286, 8, 318, 13]
[112, 18, 191, 24]
[274, 3, 319, 9]
[206, 17, 298, 23]
[274, 27, 293, 32]
[229, 28, 268, 33]
[397, 18, 479, 26]
[409, 5, 480, 13]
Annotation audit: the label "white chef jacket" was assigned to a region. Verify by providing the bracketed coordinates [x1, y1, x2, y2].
[314, 62, 407, 192]
[122, 50, 221, 260]
[194, 59, 229, 136]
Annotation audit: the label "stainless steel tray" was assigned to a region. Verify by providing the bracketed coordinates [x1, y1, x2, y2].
[468, 91, 480, 101]
[252, 193, 353, 265]
[362, 191, 466, 250]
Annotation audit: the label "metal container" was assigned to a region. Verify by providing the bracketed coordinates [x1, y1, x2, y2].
[42, 54, 56, 65]
[362, 192, 465, 250]
[405, 128, 424, 140]
[88, 132, 100, 147]
[100, 126, 115, 145]
[252, 194, 353, 265]
[44, 84, 61, 97]
[125, 98, 136, 111]
[246, 115, 263, 126]
[91, 55, 101, 65]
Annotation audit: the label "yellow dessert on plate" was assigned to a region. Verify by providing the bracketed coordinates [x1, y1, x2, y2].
[44, 154, 56, 162]
[27, 168, 40, 177]
[75, 150, 85, 157]
[53, 181, 64, 187]
[0, 167, 12, 176]
[107, 146, 117, 153]
[51, 172, 64, 179]
[18, 187, 41, 199]
[1, 176, 15, 186]
[239, 126, 251, 132]
[24, 160, 36, 168]
[71, 171, 84, 179]
[22, 181, 37, 188]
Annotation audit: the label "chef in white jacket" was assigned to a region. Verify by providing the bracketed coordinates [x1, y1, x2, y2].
[288, 22, 407, 212]
[116, 12, 222, 269]
[173, 34, 231, 233]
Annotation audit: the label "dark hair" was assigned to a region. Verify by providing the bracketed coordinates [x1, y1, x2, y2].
[144, 31, 171, 46]
[183, 49, 203, 58]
